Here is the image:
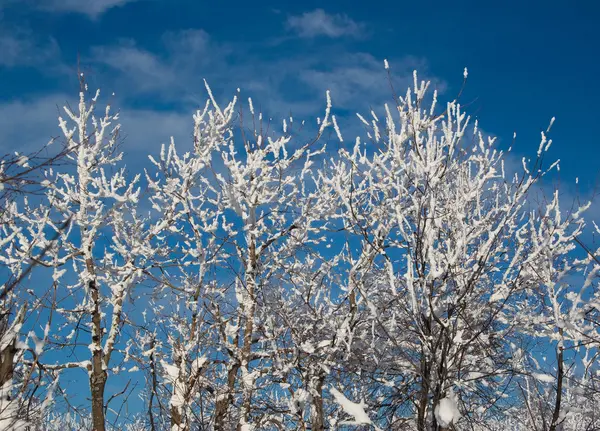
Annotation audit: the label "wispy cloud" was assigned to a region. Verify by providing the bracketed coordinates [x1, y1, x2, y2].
[297, 54, 438, 108]
[86, 31, 230, 103]
[0, 94, 68, 154]
[0, 92, 193, 157]
[0, 20, 442, 166]
[286, 9, 365, 39]
[161, 28, 212, 57]
[35, 0, 143, 19]
[0, 30, 59, 67]
[90, 41, 176, 93]
[83, 28, 443, 129]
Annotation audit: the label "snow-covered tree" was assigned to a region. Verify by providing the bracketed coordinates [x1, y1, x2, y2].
[1, 65, 598, 431]
[1, 77, 151, 431]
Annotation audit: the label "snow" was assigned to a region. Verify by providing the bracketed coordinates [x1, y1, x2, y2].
[329, 387, 372, 425]
[434, 390, 461, 428]
[161, 361, 179, 383]
[16, 155, 29, 167]
[29, 331, 45, 355]
[532, 373, 555, 383]
[1, 61, 599, 431]
[332, 115, 343, 142]
[301, 340, 315, 354]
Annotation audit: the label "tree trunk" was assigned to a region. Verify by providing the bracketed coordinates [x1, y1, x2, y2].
[88, 265, 106, 431]
[0, 309, 22, 428]
[170, 405, 185, 431]
[417, 315, 432, 431]
[549, 343, 564, 431]
[0, 339, 16, 387]
[310, 372, 326, 431]
[416, 356, 430, 431]
[238, 239, 258, 429]
[90, 370, 106, 431]
[0, 307, 24, 388]
[214, 362, 240, 431]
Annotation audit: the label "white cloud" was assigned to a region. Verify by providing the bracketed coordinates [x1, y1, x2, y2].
[297, 53, 443, 110]
[0, 93, 192, 159]
[84, 29, 443, 129]
[87, 30, 232, 100]
[0, 25, 442, 164]
[35, 0, 143, 19]
[161, 28, 211, 57]
[0, 30, 59, 67]
[0, 94, 68, 154]
[286, 9, 365, 39]
[118, 108, 192, 153]
[86, 31, 241, 109]
[90, 41, 176, 92]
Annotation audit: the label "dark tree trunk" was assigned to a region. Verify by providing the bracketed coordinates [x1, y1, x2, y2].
[311, 373, 326, 431]
[214, 363, 240, 431]
[88, 267, 106, 431]
[549, 344, 564, 431]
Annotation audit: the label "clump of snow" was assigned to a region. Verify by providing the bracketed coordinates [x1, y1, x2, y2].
[329, 387, 372, 425]
[16, 155, 30, 167]
[434, 389, 461, 428]
[289, 388, 310, 414]
[532, 373, 555, 383]
[300, 340, 315, 354]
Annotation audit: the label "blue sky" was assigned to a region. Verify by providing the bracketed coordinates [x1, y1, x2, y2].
[0, 0, 599, 217]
